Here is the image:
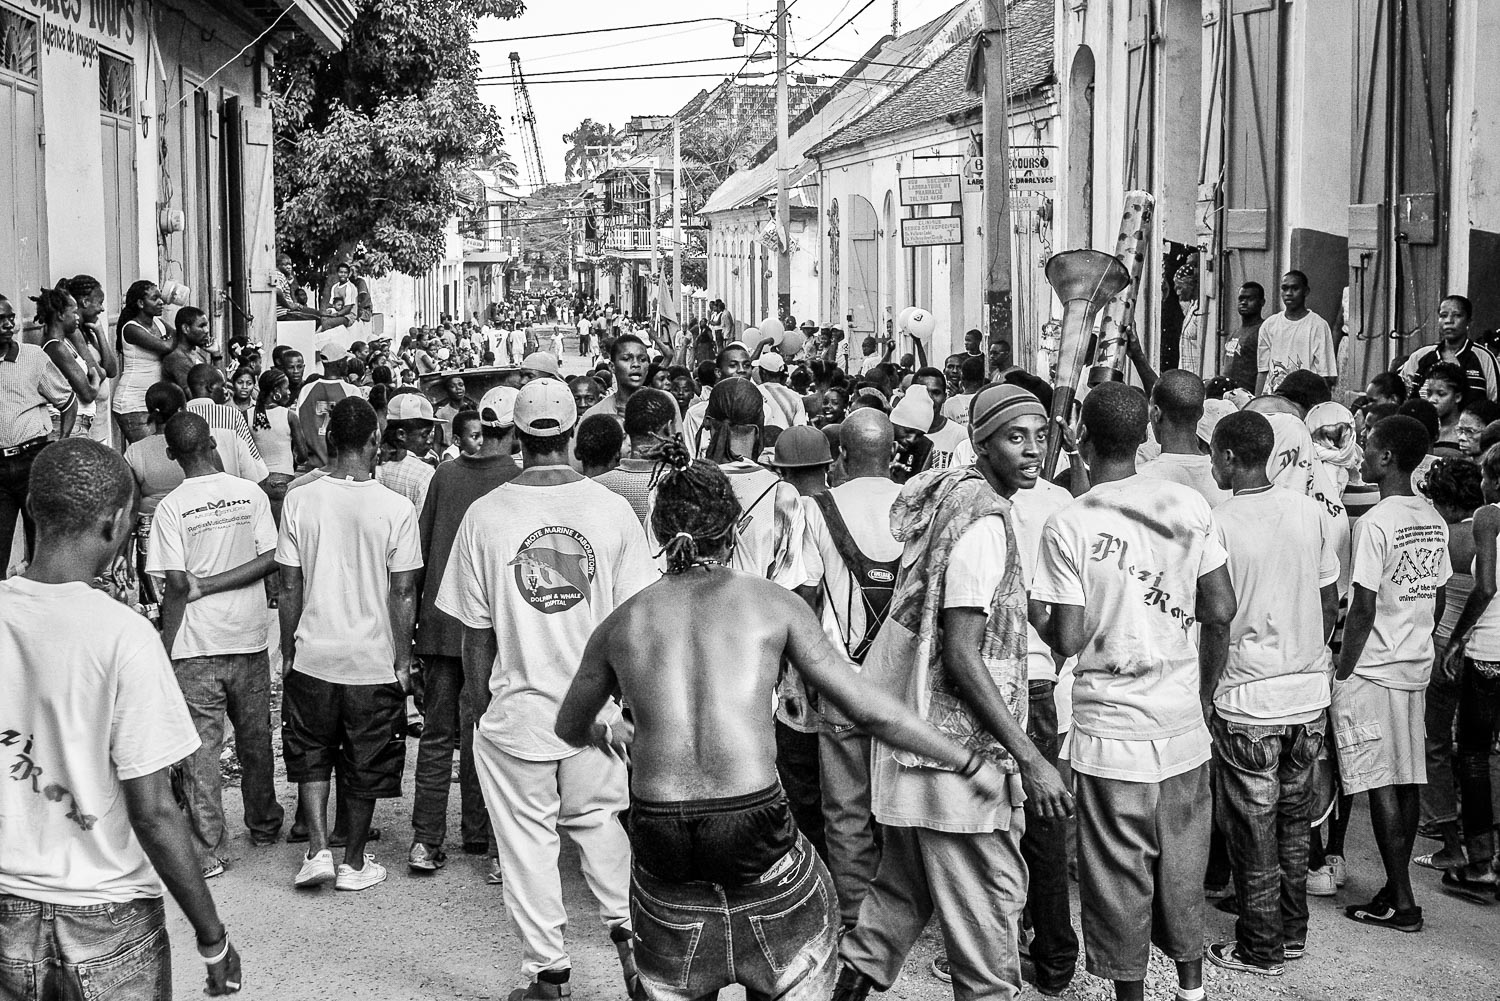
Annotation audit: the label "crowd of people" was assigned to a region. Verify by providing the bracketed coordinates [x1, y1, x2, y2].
[3, 270, 1499, 1001]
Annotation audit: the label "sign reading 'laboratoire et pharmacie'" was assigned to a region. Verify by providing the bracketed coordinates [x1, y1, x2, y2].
[28, 0, 137, 66]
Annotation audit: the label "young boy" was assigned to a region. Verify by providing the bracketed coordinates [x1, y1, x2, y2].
[376, 393, 442, 514]
[148, 413, 285, 877]
[444, 410, 483, 461]
[1334, 414, 1451, 932]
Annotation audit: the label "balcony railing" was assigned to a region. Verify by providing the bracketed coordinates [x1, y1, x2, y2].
[603, 228, 673, 253]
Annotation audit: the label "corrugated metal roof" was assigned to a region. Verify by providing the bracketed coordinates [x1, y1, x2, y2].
[808, 0, 1053, 158]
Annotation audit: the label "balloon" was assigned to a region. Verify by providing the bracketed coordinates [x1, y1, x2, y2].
[758, 316, 785, 346]
[907, 309, 936, 339]
[896, 306, 917, 333]
[780, 327, 806, 357]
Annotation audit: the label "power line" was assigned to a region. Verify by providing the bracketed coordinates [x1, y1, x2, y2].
[787, 0, 881, 68]
[473, 17, 736, 45]
[475, 53, 906, 83]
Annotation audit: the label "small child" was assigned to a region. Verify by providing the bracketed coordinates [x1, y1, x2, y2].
[443, 410, 482, 461]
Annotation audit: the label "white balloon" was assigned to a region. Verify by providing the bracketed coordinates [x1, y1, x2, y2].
[907, 309, 936, 339]
[896, 306, 917, 332]
[758, 316, 785, 345]
[780, 328, 806, 357]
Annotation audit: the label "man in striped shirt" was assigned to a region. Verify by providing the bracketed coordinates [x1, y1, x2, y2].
[184, 364, 266, 482]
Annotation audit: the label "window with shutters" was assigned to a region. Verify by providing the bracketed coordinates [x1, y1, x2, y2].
[99, 51, 138, 310]
[0, 3, 45, 309]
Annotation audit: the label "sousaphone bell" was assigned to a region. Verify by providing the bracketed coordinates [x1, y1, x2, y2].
[1043, 249, 1131, 472]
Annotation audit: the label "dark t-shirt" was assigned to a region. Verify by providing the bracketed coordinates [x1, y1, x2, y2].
[1222, 320, 1263, 392]
[414, 452, 522, 656]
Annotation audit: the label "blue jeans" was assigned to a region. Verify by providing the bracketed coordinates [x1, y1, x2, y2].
[410, 655, 490, 848]
[1210, 712, 1324, 967]
[174, 651, 284, 859]
[0, 895, 170, 1000]
[1021, 683, 1076, 991]
[630, 834, 838, 1001]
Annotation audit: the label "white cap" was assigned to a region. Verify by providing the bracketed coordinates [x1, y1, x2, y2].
[478, 386, 518, 428]
[520, 351, 561, 378]
[890, 389, 935, 431]
[1197, 398, 1237, 444]
[387, 393, 442, 423]
[315, 332, 349, 362]
[514, 378, 578, 435]
[754, 352, 786, 373]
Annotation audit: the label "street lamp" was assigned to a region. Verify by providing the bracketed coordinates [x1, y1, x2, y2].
[732, 22, 746, 47]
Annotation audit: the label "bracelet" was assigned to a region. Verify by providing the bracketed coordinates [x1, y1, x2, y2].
[959, 752, 985, 778]
[200, 935, 230, 965]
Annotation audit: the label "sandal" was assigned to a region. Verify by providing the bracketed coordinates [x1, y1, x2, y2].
[1344, 899, 1423, 933]
[1413, 851, 1466, 871]
[1440, 870, 1497, 905]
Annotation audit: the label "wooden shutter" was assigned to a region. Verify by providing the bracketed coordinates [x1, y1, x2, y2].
[847, 195, 878, 337]
[1122, 0, 1155, 190]
[0, 7, 46, 314]
[1222, 0, 1282, 309]
[1391, 0, 1450, 351]
[1345, 0, 1394, 382]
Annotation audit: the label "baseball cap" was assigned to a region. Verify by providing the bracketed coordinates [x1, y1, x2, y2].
[890, 388, 935, 431]
[1198, 398, 1237, 444]
[520, 351, 561, 378]
[315, 333, 349, 362]
[754, 352, 786, 373]
[514, 378, 578, 435]
[478, 386, 518, 428]
[767, 425, 832, 468]
[387, 393, 442, 423]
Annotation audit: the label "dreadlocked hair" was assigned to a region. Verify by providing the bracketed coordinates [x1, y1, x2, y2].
[30, 286, 73, 328]
[649, 437, 742, 574]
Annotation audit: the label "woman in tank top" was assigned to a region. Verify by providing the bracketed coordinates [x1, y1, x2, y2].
[59, 275, 118, 446]
[252, 368, 307, 521]
[113, 280, 173, 444]
[32, 287, 100, 439]
[1434, 447, 1500, 894]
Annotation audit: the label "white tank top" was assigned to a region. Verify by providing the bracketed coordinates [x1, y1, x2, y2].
[114, 318, 170, 413]
[252, 406, 296, 475]
[1465, 506, 1500, 660]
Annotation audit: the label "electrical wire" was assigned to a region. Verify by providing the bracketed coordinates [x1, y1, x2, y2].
[786, 0, 881, 68]
[473, 17, 738, 44]
[174, 3, 293, 108]
[475, 54, 914, 82]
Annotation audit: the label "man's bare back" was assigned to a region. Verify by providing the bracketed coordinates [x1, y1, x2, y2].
[558, 564, 1003, 804]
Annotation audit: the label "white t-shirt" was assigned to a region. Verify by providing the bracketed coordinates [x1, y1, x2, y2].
[436, 476, 655, 760]
[146, 472, 277, 659]
[1009, 479, 1076, 682]
[925, 420, 970, 471]
[274, 476, 424, 685]
[1138, 452, 1231, 508]
[1212, 487, 1340, 724]
[721, 462, 811, 588]
[943, 393, 974, 427]
[682, 400, 708, 457]
[1266, 412, 1353, 594]
[759, 382, 809, 431]
[944, 515, 1008, 607]
[1257, 310, 1337, 391]
[1349, 494, 1451, 689]
[802, 478, 903, 656]
[0, 579, 200, 905]
[1032, 475, 1227, 782]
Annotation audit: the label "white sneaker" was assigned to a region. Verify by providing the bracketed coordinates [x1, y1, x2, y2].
[336, 854, 388, 891]
[295, 849, 336, 888]
[1326, 855, 1348, 887]
[1306, 865, 1337, 897]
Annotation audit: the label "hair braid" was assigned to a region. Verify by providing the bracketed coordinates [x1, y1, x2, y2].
[650, 438, 743, 573]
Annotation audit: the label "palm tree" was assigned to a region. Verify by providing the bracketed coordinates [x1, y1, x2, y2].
[472, 145, 521, 189]
[563, 119, 620, 182]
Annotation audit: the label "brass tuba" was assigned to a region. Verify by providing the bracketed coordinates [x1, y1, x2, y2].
[1043, 249, 1131, 472]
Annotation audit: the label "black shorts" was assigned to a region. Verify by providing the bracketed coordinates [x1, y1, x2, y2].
[281, 671, 406, 799]
[628, 783, 797, 886]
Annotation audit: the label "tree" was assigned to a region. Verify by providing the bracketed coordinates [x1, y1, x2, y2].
[474, 147, 521, 190]
[272, 0, 525, 282]
[562, 119, 622, 182]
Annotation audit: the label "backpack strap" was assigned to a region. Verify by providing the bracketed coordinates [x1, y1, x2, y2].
[812, 491, 900, 663]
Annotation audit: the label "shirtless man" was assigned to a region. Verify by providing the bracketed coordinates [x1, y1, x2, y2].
[555, 444, 1007, 1001]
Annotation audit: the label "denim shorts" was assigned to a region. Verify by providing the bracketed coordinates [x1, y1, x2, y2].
[630, 833, 838, 1001]
[0, 894, 169, 1000]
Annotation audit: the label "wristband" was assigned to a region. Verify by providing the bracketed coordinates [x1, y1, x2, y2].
[959, 752, 984, 778]
[201, 936, 230, 965]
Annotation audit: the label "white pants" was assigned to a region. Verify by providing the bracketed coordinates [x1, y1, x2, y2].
[474, 736, 632, 978]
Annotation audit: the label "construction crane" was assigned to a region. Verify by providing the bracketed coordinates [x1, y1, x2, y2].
[509, 52, 548, 190]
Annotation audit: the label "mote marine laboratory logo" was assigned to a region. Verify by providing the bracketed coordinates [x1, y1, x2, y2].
[509, 526, 596, 614]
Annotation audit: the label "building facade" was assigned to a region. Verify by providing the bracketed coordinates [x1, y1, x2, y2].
[0, 0, 353, 346]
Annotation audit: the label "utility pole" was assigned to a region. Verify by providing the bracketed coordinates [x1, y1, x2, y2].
[651, 161, 661, 330]
[775, 0, 791, 323]
[980, 0, 1012, 351]
[673, 119, 683, 331]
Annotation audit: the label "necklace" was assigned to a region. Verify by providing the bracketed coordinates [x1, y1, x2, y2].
[664, 558, 726, 575]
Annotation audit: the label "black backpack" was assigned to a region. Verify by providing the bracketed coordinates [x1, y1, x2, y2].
[812, 491, 900, 664]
